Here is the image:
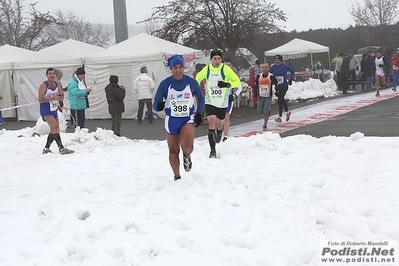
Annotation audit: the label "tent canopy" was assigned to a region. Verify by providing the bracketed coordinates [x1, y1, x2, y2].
[85, 33, 203, 65]
[0, 44, 35, 70]
[264, 38, 329, 57]
[264, 38, 330, 65]
[13, 39, 105, 69]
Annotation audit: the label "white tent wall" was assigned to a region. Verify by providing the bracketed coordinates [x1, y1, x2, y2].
[13, 66, 77, 121]
[0, 70, 16, 118]
[12, 40, 105, 121]
[83, 33, 205, 120]
[0, 45, 36, 118]
[84, 59, 182, 119]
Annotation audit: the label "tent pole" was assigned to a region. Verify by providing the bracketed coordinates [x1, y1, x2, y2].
[327, 51, 331, 70]
[310, 53, 313, 67]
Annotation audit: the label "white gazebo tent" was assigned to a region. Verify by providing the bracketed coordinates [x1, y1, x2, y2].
[13, 39, 105, 121]
[0, 45, 35, 118]
[264, 38, 330, 65]
[84, 33, 204, 119]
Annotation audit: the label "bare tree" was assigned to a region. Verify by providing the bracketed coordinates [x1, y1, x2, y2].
[143, 18, 162, 35]
[141, 0, 287, 64]
[0, 0, 56, 50]
[44, 9, 111, 48]
[350, 0, 399, 26]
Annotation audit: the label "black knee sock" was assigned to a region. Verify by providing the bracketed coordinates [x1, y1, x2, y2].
[45, 134, 54, 148]
[52, 133, 64, 149]
[208, 130, 216, 151]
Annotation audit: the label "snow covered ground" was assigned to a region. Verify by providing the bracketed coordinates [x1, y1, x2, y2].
[1, 78, 398, 266]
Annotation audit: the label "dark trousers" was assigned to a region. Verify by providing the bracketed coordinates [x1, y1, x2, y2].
[70, 109, 86, 128]
[111, 113, 122, 136]
[138, 99, 153, 123]
[336, 71, 342, 90]
[276, 86, 289, 117]
[341, 73, 349, 93]
[349, 70, 356, 88]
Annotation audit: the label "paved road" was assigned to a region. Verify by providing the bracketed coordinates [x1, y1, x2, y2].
[2, 87, 398, 139]
[280, 94, 399, 138]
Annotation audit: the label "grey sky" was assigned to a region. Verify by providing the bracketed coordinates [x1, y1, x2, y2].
[33, 0, 355, 32]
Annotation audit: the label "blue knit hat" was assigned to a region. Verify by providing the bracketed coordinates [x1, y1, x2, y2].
[168, 54, 185, 69]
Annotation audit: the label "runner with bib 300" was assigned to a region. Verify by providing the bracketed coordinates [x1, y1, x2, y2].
[195, 49, 241, 158]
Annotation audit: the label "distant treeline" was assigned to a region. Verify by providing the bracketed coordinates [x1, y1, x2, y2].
[249, 24, 399, 71]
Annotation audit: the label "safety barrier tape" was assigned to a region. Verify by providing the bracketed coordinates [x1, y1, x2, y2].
[0, 95, 152, 112]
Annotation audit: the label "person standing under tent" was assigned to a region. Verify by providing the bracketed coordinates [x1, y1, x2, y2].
[38, 67, 73, 155]
[360, 53, 374, 91]
[105, 75, 126, 136]
[67, 67, 92, 128]
[153, 54, 205, 181]
[134, 66, 155, 124]
[269, 54, 295, 123]
[194, 49, 241, 158]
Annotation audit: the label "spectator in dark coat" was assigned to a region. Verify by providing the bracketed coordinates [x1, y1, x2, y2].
[341, 54, 350, 94]
[105, 75, 126, 136]
[360, 53, 374, 90]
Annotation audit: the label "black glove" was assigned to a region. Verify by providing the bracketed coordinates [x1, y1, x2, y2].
[156, 101, 165, 111]
[228, 94, 235, 102]
[288, 78, 293, 85]
[218, 81, 231, 88]
[194, 112, 202, 127]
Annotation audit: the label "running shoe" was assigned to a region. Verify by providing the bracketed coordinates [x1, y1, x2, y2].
[183, 154, 192, 172]
[174, 175, 181, 181]
[42, 148, 52, 154]
[286, 111, 291, 121]
[375, 91, 380, 96]
[263, 125, 267, 131]
[209, 150, 217, 159]
[216, 130, 223, 143]
[393, 88, 397, 92]
[275, 117, 282, 123]
[59, 148, 74, 155]
[222, 136, 228, 142]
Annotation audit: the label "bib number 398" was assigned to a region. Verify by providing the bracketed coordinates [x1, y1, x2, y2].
[171, 100, 189, 117]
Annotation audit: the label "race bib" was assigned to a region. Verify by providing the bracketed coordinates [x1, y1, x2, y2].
[50, 100, 59, 111]
[170, 99, 189, 117]
[276, 76, 284, 84]
[393, 65, 398, 70]
[259, 85, 270, 97]
[209, 85, 224, 99]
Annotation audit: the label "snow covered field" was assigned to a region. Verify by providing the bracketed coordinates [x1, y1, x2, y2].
[1, 78, 398, 265]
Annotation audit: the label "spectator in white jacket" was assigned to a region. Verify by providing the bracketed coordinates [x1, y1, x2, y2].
[134, 66, 155, 124]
